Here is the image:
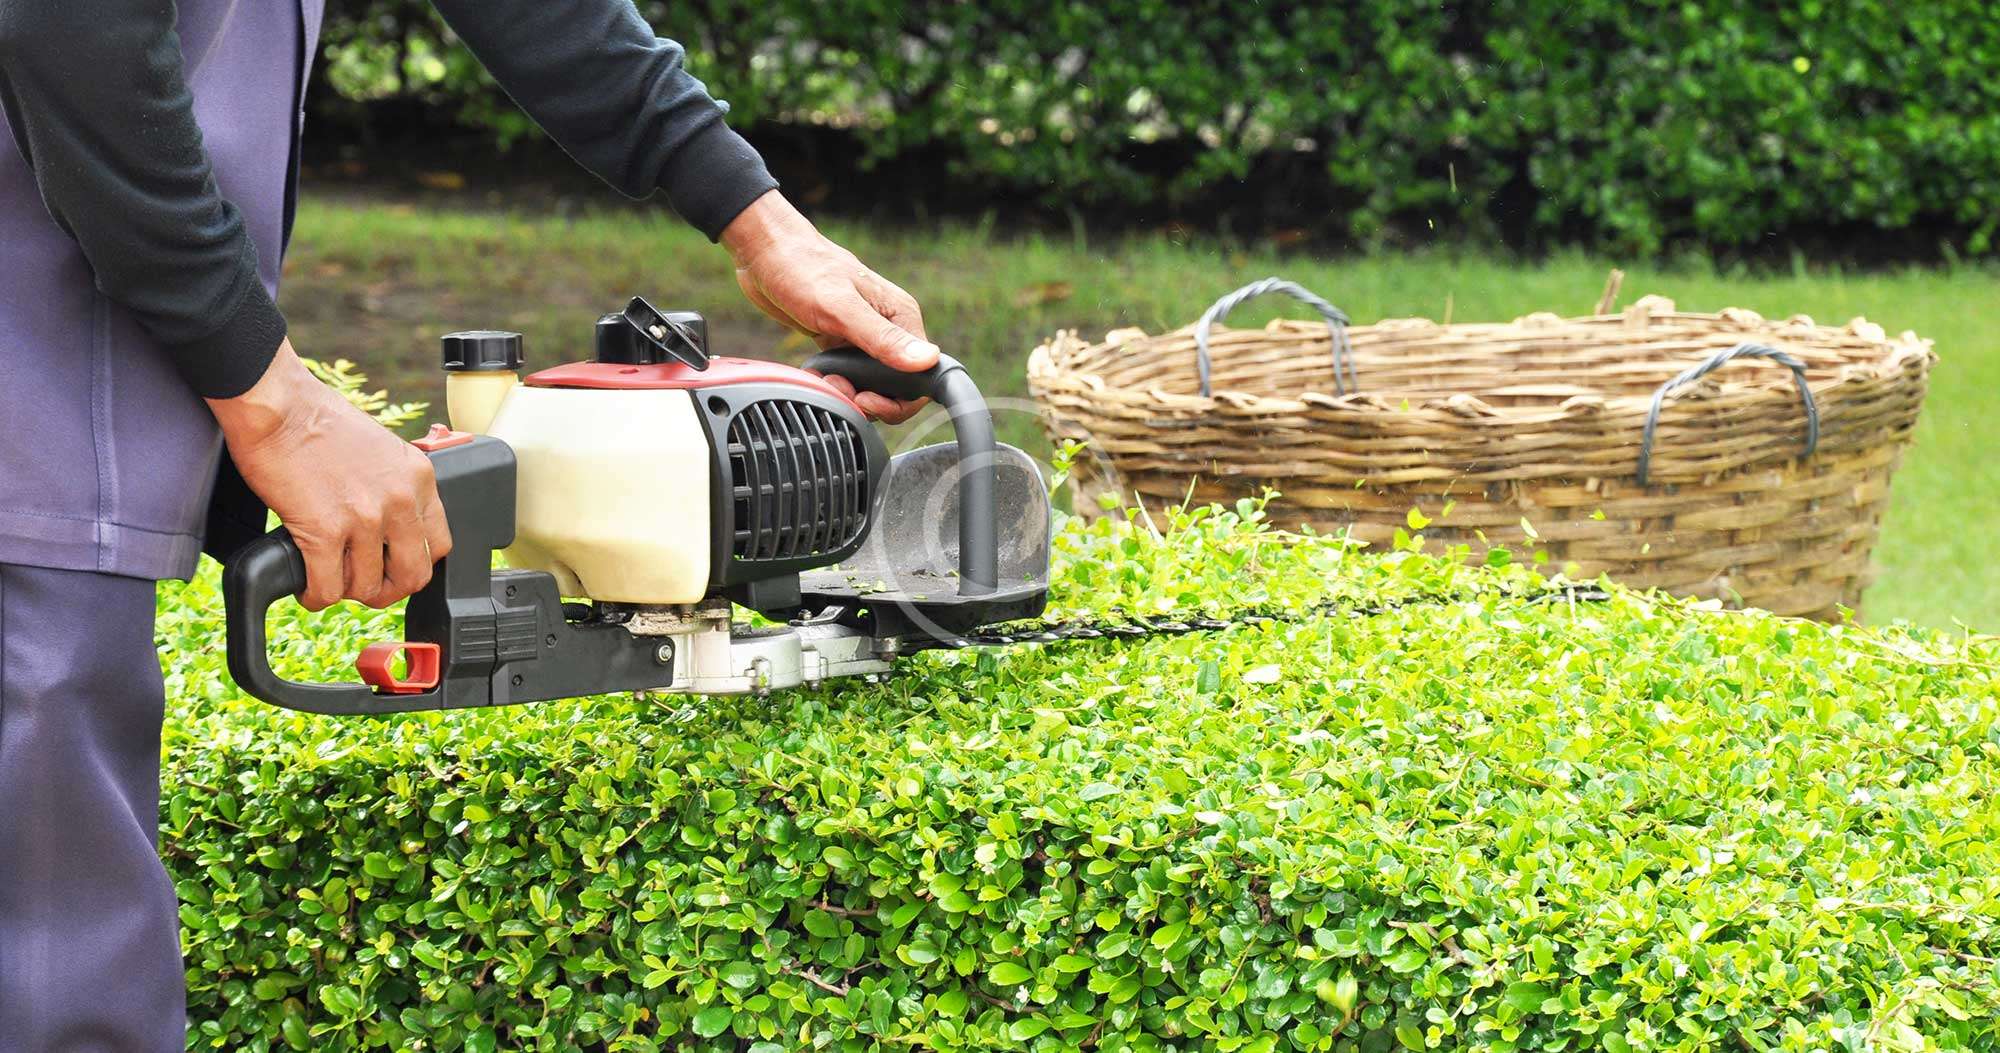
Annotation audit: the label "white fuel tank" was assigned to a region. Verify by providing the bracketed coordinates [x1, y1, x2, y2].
[453, 380, 713, 603]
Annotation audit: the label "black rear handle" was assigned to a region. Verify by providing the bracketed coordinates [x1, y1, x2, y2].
[223, 528, 387, 714]
[222, 434, 673, 715]
[802, 347, 997, 594]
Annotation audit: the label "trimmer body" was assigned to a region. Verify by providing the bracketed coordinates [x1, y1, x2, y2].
[223, 299, 1050, 715]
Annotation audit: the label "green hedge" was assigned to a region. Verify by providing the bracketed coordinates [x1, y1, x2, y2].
[314, 1, 2000, 253]
[161, 494, 2000, 1051]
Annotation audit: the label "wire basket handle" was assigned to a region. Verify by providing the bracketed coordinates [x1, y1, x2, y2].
[1193, 278, 1356, 397]
[1636, 342, 1820, 486]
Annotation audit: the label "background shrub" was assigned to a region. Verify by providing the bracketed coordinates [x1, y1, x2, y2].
[312, 0, 2000, 254]
[162, 492, 2000, 1050]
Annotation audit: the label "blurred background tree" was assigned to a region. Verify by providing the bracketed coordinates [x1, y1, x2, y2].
[309, 0, 2000, 257]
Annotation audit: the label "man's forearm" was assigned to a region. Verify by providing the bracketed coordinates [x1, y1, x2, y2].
[0, 0, 285, 398]
[428, 0, 777, 240]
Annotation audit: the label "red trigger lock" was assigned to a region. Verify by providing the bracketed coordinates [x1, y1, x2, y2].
[412, 424, 474, 452]
[357, 641, 442, 694]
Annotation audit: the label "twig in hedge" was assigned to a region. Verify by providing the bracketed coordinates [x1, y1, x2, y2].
[1865, 986, 1911, 1047]
[784, 963, 852, 996]
[1387, 920, 1472, 969]
[1848, 635, 2000, 673]
[1842, 732, 1940, 769]
[971, 989, 1018, 1013]
[811, 899, 876, 918]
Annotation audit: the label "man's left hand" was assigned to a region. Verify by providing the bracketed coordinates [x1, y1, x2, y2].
[721, 190, 938, 423]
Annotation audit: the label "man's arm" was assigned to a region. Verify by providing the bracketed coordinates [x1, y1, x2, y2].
[433, 0, 943, 420]
[427, 0, 774, 241]
[0, 0, 283, 398]
[0, 0, 449, 608]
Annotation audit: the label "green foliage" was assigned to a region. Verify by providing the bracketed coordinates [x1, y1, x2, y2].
[302, 356, 429, 428]
[315, 1, 2000, 253]
[160, 481, 2000, 1049]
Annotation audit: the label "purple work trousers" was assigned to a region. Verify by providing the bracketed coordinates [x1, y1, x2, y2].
[0, 565, 180, 1051]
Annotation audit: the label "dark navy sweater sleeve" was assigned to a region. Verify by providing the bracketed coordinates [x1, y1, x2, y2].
[0, 0, 774, 401]
[0, 0, 287, 399]
[429, 0, 778, 240]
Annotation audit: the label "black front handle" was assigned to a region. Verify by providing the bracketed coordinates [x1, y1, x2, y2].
[803, 347, 950, 403]
[803, 347, 998, 593]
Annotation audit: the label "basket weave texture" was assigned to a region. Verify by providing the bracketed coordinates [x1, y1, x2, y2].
[1028, 291, 1935, 620]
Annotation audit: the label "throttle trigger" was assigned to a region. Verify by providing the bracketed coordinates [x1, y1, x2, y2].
[357, 641, 442, 694]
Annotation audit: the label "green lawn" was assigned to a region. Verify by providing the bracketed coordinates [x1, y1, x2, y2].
[283, 197, 2000, 630]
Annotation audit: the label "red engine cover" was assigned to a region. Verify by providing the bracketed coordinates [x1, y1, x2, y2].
[524, 356, 862, 412]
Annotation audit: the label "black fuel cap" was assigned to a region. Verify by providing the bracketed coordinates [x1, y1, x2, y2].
[594, 314, 644, 364]
[441, 330, 524, 372]
[594, 297, 710, 368]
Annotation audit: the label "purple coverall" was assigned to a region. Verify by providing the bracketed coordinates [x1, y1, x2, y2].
[0, 1, 322, 1047]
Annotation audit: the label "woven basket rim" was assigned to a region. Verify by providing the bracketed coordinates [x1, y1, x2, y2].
[1028, 296, 1935, 419]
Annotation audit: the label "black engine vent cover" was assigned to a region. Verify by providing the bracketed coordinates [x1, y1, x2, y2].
[729, 400, 868, 559]
[698, 384, 888, 588]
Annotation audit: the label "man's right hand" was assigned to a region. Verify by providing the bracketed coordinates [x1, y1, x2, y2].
[206, 341, 453, 611]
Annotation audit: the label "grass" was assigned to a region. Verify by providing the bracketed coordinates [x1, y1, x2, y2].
[282, 196, 2000, 630]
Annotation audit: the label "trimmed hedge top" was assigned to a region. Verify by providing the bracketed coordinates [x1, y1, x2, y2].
[160, 500, 2000, 1051]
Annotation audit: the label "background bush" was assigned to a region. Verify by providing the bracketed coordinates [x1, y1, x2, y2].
[312, 0, 2000, 254]
[163, 486, 2000, 1050]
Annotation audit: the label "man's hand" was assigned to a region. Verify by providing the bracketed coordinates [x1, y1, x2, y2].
[721, 191, 938, 423]
[207, 341, 452, 611]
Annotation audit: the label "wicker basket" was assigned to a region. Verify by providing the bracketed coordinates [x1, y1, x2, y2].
[1028, 277, 1936, 620]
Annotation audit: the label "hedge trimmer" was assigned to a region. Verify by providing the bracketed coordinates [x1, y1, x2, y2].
[222, 297, 1602, 715]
